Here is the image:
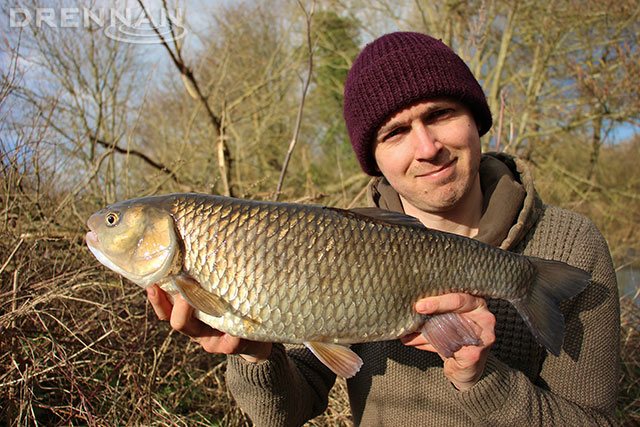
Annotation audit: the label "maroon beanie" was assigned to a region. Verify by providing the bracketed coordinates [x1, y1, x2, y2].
[343, 32, 492, 176]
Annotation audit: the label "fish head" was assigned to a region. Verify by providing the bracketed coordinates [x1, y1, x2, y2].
[86, 200, 179, 288]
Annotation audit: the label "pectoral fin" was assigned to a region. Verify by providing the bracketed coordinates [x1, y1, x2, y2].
[170, 274, 259, 326]
[304, 341, 363, 378]
[171, 274, 227, 317]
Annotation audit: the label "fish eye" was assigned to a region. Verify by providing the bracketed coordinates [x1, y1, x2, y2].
[105, 211, 120, 227]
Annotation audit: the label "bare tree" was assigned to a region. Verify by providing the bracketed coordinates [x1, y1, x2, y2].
[136, 0, 312, 199]
[2, 0, 156, 208]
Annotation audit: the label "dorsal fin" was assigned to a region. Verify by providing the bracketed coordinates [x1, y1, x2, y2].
[326, 206, 426, 229]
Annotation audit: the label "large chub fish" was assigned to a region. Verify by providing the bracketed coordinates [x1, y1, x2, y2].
[86, 193, 590, 378]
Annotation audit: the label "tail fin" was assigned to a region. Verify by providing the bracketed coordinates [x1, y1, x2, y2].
[511, 258, 590, 356]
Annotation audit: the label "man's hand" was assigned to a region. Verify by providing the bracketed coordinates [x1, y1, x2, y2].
[401, 293, 496, 391]
[146, 284, 272, 363]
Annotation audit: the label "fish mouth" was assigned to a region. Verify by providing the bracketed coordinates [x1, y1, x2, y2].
[85, 213, 101, 248]
[85, 230, 99, 249]
[84, 226, 115, 275]
[85, 229, 109, 266]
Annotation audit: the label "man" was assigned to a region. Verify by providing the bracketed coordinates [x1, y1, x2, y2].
[147, 32, 620, 425]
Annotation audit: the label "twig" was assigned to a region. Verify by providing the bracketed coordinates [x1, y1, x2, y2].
[495, 90, 506, 151]
[11, 268, 20, 329]
[347, 184, 369, 209]
[217, 104, 231, 196]
[43, 150, 111, 228]
[548, 161, 640, 200]
[0, 237, 23, 276]
[91, 134, 182, 185]
[274, 0, 316, 201]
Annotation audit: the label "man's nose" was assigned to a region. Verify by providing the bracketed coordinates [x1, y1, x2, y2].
[410, 123, 442, 160]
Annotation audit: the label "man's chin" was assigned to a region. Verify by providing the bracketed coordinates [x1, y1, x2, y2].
[400, 192, 461, 215]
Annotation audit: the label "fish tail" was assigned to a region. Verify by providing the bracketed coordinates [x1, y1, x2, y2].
[511, 257, 590, 356]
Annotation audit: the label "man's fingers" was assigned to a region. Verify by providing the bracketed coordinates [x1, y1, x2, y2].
[170, 294, 212, 337]
[401, 332, 437, 352]
[146, 289, 270, 361]
[147, 285, 173, 321]
[415, 293, 486, 315]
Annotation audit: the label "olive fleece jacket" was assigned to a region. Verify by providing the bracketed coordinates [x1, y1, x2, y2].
[226, 153, 620, 426]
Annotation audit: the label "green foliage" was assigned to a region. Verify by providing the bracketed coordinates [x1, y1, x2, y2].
[304, 10, 363, 201]
[312, 10, 360, 106]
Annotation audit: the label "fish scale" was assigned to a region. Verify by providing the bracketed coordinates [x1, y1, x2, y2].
[86, 193, 591, 377]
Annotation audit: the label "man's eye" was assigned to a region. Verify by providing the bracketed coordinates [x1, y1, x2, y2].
[383, 126, 407, 142]
[430, 108, 454, 120]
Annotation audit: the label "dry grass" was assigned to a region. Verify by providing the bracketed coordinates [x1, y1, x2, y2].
[618, 293, 640, 425]
[0, 188, 636, 426]
[0, 229, 353, 426]
[0, 232, 251, 426]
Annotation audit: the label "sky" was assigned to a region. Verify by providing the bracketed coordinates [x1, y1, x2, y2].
[2, 0, 638, 146]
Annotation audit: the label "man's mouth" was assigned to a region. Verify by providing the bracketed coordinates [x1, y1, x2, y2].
[415, 158, 457, 179]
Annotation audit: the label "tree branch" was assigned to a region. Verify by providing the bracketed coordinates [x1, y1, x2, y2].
[137, 0, 232, 196]
[274, 0, 316, 201]
[90, 135, 182, 185]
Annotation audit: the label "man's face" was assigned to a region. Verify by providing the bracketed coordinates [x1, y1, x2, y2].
[373, 98, 482, 214]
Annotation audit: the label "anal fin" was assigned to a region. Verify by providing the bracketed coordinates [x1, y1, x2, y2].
[304, 341, 363, 379]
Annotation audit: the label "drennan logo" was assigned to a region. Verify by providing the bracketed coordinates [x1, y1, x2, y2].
[9, 7, 187, 44]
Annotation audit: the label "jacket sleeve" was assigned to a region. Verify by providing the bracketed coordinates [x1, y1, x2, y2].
[452, 217, 620, 425]
[226, 343, 337, 427]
